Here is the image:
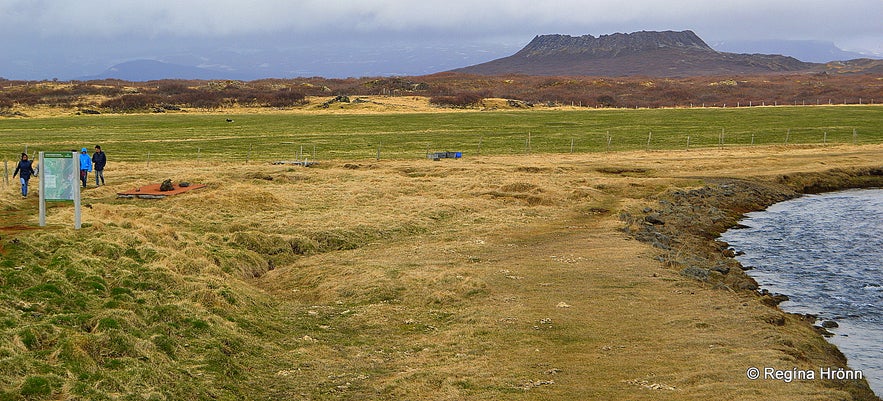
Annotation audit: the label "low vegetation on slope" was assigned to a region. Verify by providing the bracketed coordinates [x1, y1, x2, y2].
[2, 72, 881, 114]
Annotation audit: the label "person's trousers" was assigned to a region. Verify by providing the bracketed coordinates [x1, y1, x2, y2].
[20, 177, 28, 196]
[95, 169, 105, 185]
[80, 170, 88, 187]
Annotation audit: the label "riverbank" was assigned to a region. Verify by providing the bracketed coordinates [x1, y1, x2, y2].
[623, 165, 883, 400]
[1, 144, 882, 399]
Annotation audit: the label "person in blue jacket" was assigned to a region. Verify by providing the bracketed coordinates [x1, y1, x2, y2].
[12, 153, 35, 197]
[79, 148, 92, 188]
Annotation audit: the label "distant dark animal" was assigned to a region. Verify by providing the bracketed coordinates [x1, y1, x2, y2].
[226, 119, 234, 123]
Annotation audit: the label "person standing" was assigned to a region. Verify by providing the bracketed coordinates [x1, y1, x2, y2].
[92, 145, 106, 186]
[12, 153, 35, 197]
[79, 148, 92, 188]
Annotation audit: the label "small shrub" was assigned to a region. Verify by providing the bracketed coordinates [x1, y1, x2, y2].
[429, 92, 485, 107]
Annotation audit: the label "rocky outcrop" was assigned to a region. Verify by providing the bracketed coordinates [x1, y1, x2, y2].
[515, 30, 713, 58]
[623, 167, 883, 292]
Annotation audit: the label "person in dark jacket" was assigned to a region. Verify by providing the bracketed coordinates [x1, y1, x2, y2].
[79, 148, 92, 188]
[92, 145, 107, 186]
[12, 153, 35, 197]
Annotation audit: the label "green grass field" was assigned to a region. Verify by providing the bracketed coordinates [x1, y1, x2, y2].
[2, 106, 881, 162]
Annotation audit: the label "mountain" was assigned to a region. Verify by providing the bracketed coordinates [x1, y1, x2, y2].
[79, 59, 252, 81]
[711, 40, 879, 63]
[451, 30, 818, 77]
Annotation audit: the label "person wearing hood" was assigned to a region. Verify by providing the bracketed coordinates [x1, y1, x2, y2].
[12, 153, 36, 197]
[79, 148, 92, 188]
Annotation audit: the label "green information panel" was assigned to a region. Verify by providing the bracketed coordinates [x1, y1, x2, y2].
[42, 152, 76, 201]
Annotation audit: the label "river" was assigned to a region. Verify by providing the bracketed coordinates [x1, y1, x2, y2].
[719, 188, 882, 396]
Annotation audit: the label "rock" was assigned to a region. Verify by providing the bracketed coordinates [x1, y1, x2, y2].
[795, 313, 818, 323]
[733, 278, 758, 291]
[644, 214, 665, 225]
[710, 264, 730, 275]
[821, 320, 839, 328]
[713, 240, 730, 250]
[301, 335, 319, 343]
[680, 266, 709, 281]
[766, 314, 786, 326]
[760, 293, 789, 307]
[814, 326, 835, 337]
[159, 179, 174, 191]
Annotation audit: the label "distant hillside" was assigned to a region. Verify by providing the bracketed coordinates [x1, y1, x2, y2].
[452, 30, 819, 77]
[711, 39, 879, 63]
[79, 60, 250, 82]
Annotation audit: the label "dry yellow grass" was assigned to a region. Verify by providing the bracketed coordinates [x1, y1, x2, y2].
[3, 144, 881, 399]
[9, 95, 581, 118]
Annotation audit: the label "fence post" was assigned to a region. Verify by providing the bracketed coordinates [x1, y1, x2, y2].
[376, 142, 382, 161]
[686, 136, 690, 151]
[3, 161, 8, 187]
[646, 131, 652, 150]
[147, 152, 151, 168]
[570, 138, 574, 153]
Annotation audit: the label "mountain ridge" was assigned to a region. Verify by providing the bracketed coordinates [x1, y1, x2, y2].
[452, 30, 822, 77]
[515, 30, 714, 58]
[78, 59, 253, 81]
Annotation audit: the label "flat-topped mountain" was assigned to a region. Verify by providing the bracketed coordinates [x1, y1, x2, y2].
[517, 30, 713, 57]
[452, 30, 818, 77]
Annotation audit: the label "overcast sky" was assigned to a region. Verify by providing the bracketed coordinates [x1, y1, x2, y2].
[1, 0, 881, 80]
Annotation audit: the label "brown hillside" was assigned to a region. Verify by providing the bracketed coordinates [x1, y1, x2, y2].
[2, 69, 882, 115]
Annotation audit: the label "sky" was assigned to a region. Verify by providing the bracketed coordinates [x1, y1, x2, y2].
[1, 0, 881, 80]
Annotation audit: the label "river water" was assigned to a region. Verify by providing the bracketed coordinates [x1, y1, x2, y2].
[719, 188, 882, 396]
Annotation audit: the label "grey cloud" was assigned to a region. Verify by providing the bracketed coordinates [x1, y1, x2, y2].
[1, 0, 878, 41]
[1, 0, 880, 80]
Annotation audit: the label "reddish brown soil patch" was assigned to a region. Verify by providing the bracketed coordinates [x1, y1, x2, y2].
[117, 183, 206, 198]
